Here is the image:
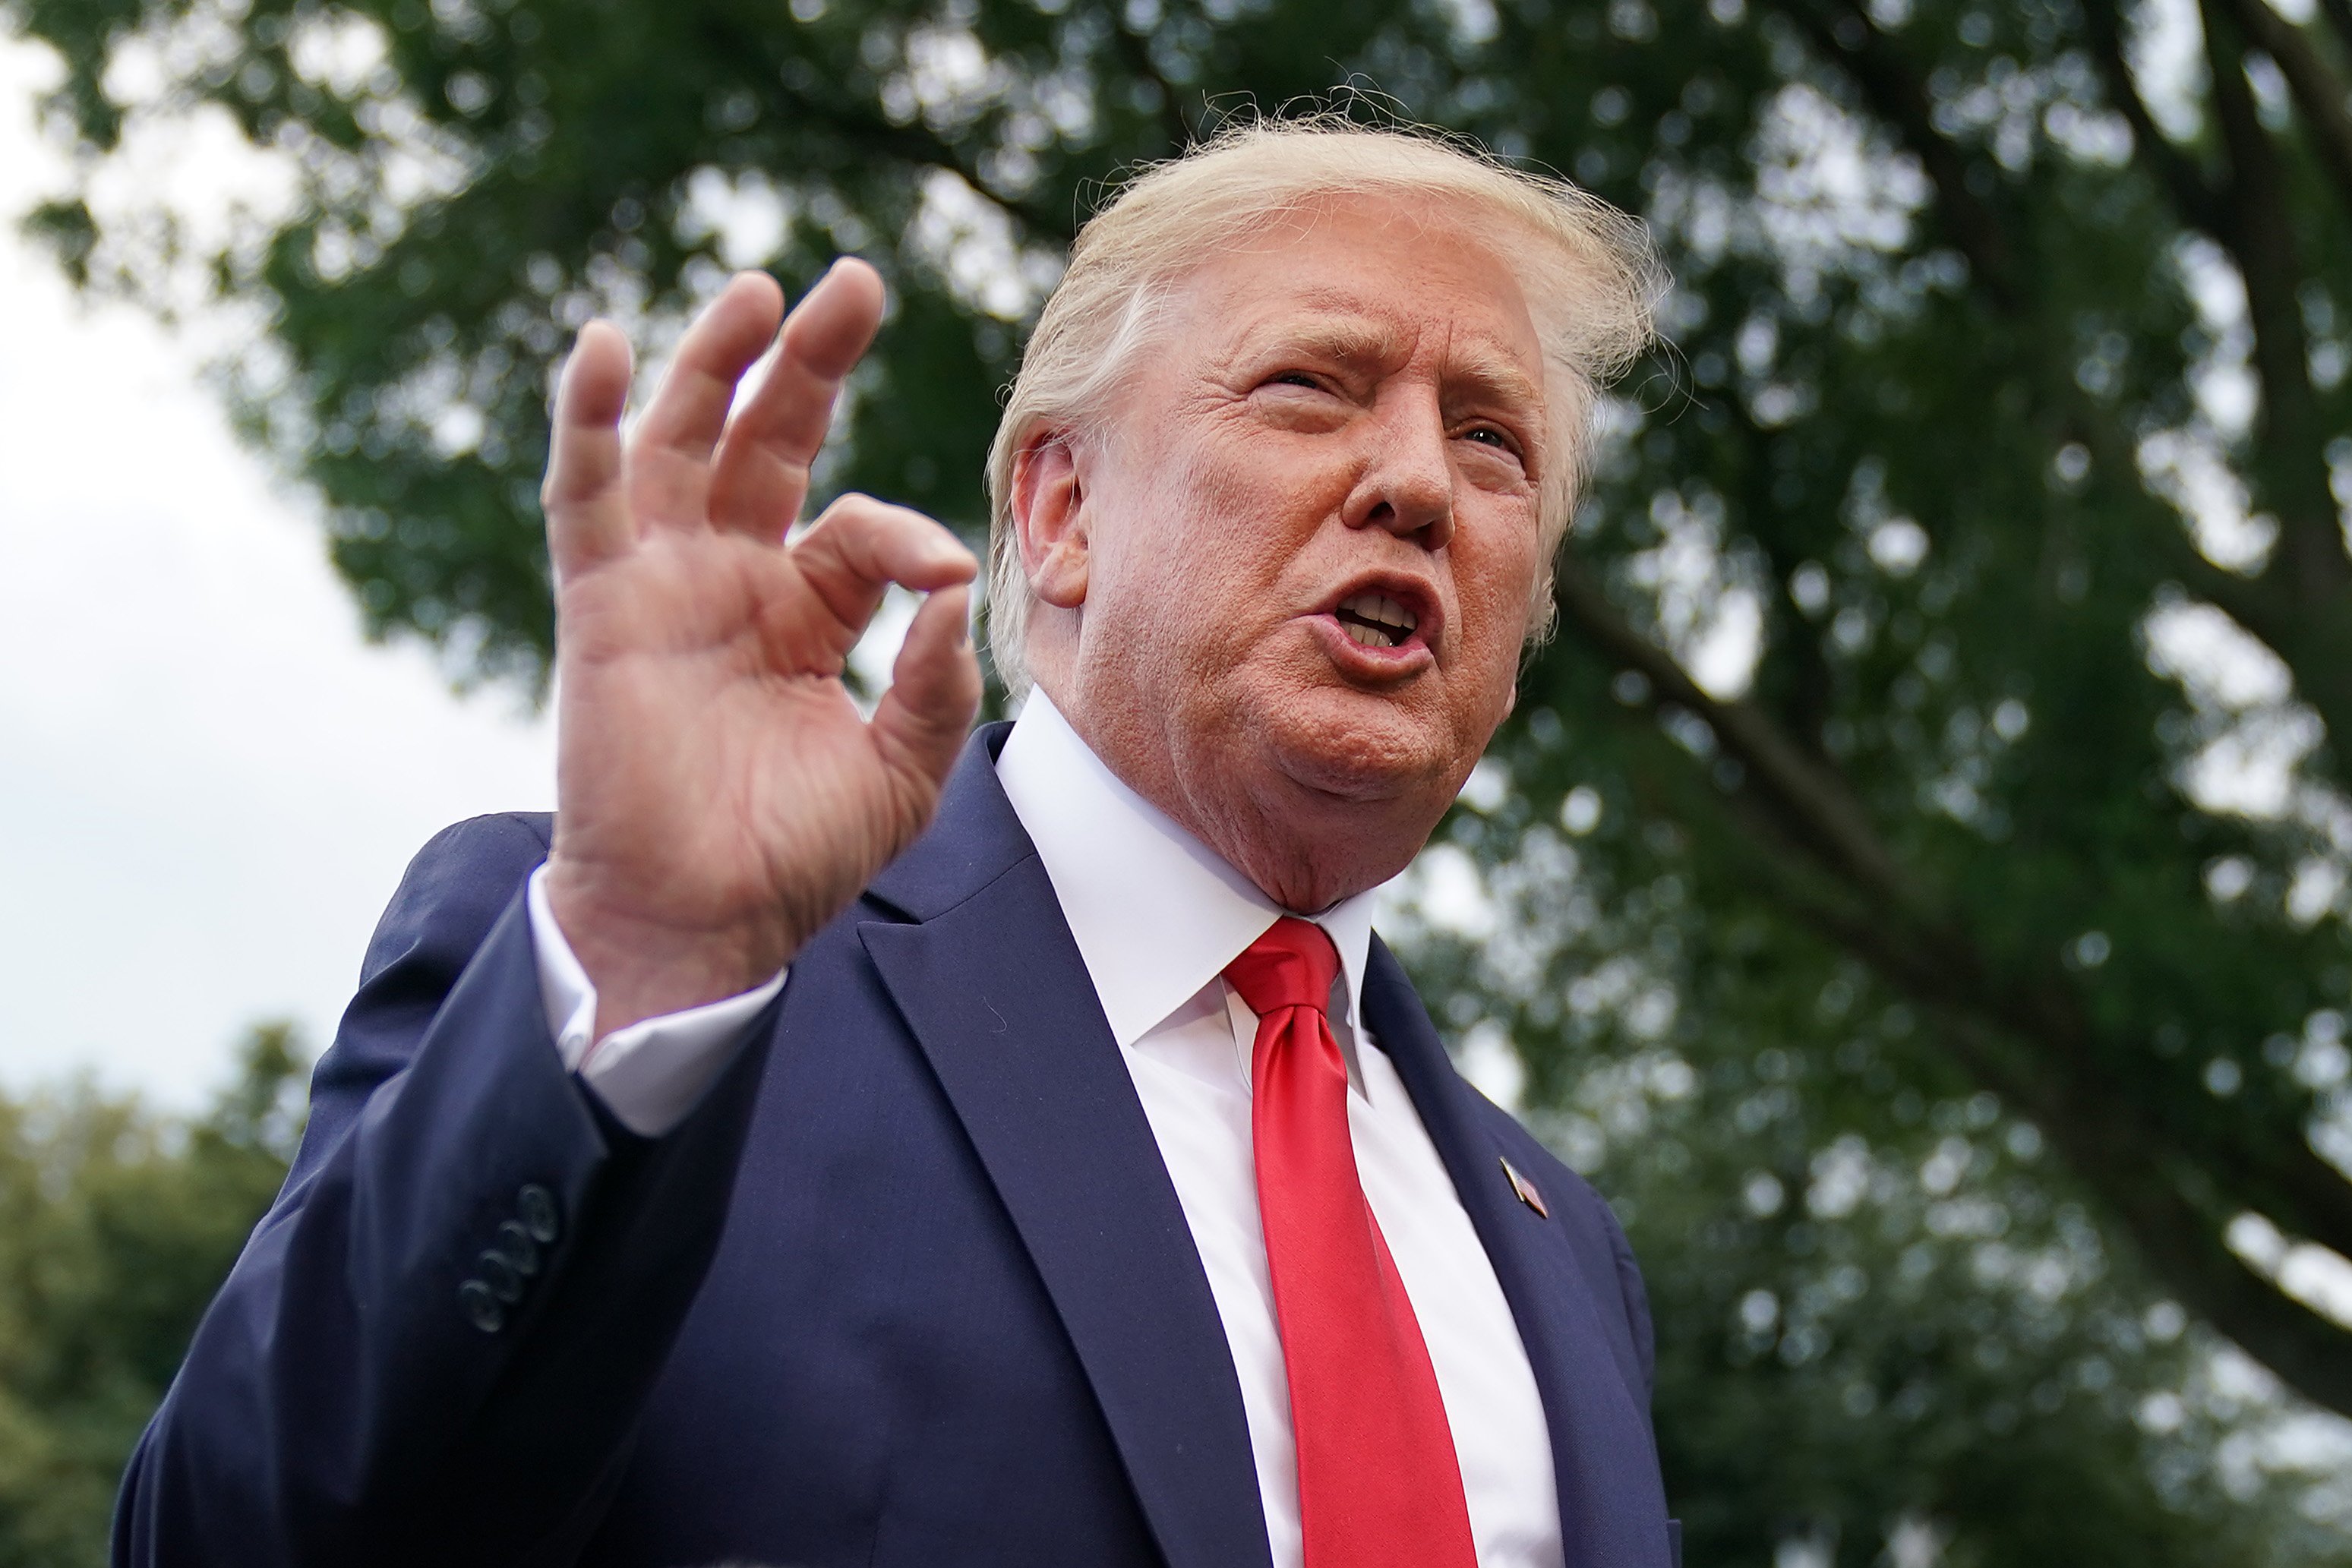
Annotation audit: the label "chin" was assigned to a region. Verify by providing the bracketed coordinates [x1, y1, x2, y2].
[1257, 693, 1452, 805]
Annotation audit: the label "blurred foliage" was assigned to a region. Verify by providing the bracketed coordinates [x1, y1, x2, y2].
[0, 1028, 302, 1568]
[1400, 838, 2352, 1563]
[13, 0, 2352, 1557]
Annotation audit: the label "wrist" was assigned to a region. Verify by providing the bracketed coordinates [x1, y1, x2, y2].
[543, 857, 794, 1038]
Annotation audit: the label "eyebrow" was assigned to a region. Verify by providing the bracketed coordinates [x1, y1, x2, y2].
[1236, 305, 1548, 415]
[1441, 339, 1549, 418]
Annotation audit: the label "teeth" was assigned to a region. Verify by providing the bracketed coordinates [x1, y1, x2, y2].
[1335, 592, 1418, 651]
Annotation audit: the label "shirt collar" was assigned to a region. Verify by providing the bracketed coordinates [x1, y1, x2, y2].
[994, 689, 1381, 1053]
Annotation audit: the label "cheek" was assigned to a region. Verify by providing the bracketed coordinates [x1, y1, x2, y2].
[1445, 523, 1542, 711]
[1167, 443, 1334, 606]
[1453, 514, 1544, 633]
[1199, 417, 1363, 528]
[1083, 472, 1259, 679]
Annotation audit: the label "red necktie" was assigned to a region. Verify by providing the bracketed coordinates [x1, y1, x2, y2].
[1224, 917, 1479, 1568]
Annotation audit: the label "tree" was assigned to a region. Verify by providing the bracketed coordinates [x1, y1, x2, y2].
[11, 0, 2352, 1556]
[0, 1027, 305, 1568]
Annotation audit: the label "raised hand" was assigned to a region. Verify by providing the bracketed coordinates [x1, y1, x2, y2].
[539, 262, 981, 1038]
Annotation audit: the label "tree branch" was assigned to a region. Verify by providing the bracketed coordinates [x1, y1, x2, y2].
[1765, 801, 2352, 1266]
[1754, 0, 2352, 677]
[2148, 503, 2352, 759]
[2079, 0, 2226, 235]
[1552, 557, 1922, 919]
[2317, 0, 2352, 64]
[2225, 0, 2352, 220]
[1765, 0, 2023, 311]
[796, 95, 1081, 242]
[1934, 1017, 2352, 1418]
[2199, 0, 2352, 609]
[1557, 551, 2352, 1411]
[1779, 822, 2352, 1416]
[2067, 393, 2352, 792]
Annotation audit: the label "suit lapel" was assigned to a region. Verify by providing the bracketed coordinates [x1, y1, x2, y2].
[1363, 939, 1674, 1568]
[857, 728, 1273, 1568]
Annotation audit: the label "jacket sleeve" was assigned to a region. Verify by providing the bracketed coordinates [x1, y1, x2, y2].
[112, 814, 780, 1568]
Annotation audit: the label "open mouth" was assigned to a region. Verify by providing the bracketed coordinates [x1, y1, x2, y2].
[1332, 590, 1421, 651]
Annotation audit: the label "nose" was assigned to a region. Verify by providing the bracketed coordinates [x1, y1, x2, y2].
[1343, 391, 1455, 552]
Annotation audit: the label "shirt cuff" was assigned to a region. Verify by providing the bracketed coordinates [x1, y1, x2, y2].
[526, 863, 787, 1137]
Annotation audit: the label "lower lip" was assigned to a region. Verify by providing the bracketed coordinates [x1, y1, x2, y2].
[1311, 614, 1435, 676]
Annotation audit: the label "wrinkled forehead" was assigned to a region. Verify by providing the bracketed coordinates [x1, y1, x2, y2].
[1156, 193, 1552, 403]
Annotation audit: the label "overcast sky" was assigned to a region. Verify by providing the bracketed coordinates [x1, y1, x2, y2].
[0, 36, 558, 1109]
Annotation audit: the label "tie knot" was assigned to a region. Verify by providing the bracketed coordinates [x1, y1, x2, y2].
[1223, 917, 1340, 1019]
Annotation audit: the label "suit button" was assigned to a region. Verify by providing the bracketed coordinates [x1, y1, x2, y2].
[517, 1183, 560, 1245]
[459, 1279, 504, 1333]
[479, 1251, 526, 1304]
[493, 1219, 541, 1276]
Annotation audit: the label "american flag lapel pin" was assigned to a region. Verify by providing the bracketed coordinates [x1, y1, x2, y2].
[1500, 1156, 1549, 1218]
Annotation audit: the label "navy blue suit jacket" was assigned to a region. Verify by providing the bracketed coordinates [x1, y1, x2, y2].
[115, 724, 1673, 1567]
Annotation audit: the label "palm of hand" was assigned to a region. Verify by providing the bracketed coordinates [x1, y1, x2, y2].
[541, 265, 980, 1033]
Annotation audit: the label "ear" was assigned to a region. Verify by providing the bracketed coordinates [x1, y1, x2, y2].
[1009, 428, 1091, 610]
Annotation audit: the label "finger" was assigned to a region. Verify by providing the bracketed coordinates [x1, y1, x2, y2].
[708, 258, 887, 538]
[870, 583, 981, 795]
[629, 272, 787, 528]
[790, 494, 978, 641]
[543, 320, 636, 579]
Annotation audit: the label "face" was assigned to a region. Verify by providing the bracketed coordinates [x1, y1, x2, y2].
[1013, 195, 1553, 910]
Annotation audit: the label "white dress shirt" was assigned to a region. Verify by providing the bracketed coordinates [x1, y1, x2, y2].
[526, 693, 1563, 1568]
[526, 869, 785, 1135]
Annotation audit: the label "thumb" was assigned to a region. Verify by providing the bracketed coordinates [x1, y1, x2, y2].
[869, 584, 981, 799]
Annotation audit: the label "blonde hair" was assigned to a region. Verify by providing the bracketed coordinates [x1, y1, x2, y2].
[983, 115, 1664, 694]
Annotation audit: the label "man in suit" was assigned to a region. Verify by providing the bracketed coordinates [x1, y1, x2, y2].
[115, 120, 1674, 1568]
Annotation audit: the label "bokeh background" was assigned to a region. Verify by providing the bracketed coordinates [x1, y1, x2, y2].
[9, 0, 2352, 1561]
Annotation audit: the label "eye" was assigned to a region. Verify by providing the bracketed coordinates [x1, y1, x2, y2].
[1458, 423, 1525, 459]
[1264, 371, 1327, 392]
